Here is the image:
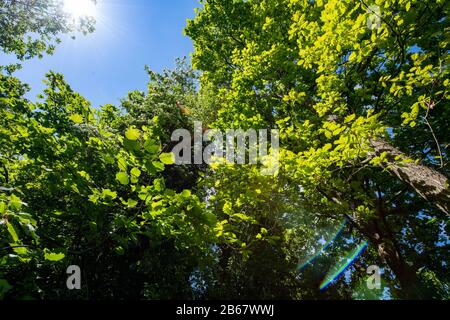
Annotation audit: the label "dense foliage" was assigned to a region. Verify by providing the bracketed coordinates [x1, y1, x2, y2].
[1, 0, 449, 300]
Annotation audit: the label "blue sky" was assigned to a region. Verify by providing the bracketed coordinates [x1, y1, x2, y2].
[2, 0, 200, 107]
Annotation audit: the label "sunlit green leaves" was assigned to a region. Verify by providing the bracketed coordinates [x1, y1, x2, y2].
[151, 161, 165, 172]
[159, 152, 175, 165]
[344, 114, 356, 123]
[9, 194, 23, 211]
[0, 0, 95, 62]
[125, 127, 140, 141]
[181, 189, 191, 198]
[0, 23, 222, 300]
[144, 139, 160, 154]
[6, 222, 19, 243]
[44, 249, 65, 262]
[116, 172, 130, 185]
[130, 167, 141, 178]
[101, 188, 117, 200]
[126, 198, 138, 208]
[69, 114, 83, 124]
[118, 156, 128, 171]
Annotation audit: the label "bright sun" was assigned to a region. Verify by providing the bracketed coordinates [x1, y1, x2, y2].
[63, 0, 97, 19]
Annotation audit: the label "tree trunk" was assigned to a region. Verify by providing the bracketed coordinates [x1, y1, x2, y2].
[361, 218, 422, 299]
[374, 238, 421, 299]
[369, 138, 450, 215]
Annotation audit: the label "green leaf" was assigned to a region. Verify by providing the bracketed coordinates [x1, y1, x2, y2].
[130, 167, 141, 178]
[0, 202, 6, 214]
[116, 172, 130, 185]
[13, 246, 28, 255]
[181, 189, 191, 198]
[44, 249, 65, 262]
[125, 127, 140, 141]
[144, 139, 160, 154]
[153, 179, 164, 192]
[144, 161, 157, 174]
[123, 138, 140, 151]
[233, 213, 251, 221]
[406, 2, 411, 11]
[127, 198, 138, 208]
[114, 246, 125, 255]
[145, 144, 160, 154]
[344, 114, 356, 123]
[9, 194, 22, 211]
[101, 188, 117, 200]
[6, 222, 19, 243]
[69, 114, 83, 124]
[152, 161, 165, 172]
[203, 213, 217, 226]
[118, 157, 127, 171]
[159, 152, 175, 165]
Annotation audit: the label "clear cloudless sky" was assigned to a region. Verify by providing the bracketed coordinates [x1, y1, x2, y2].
[2, 0, 201, 107]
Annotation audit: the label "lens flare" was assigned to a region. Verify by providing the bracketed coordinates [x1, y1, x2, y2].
[319, 240, 369, 290]
[297, 220, 348, 271]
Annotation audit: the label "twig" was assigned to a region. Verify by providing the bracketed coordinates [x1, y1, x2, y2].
[423, 106, 444, 168]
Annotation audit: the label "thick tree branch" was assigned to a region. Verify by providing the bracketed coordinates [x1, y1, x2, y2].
[369, 138, 450, 215]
